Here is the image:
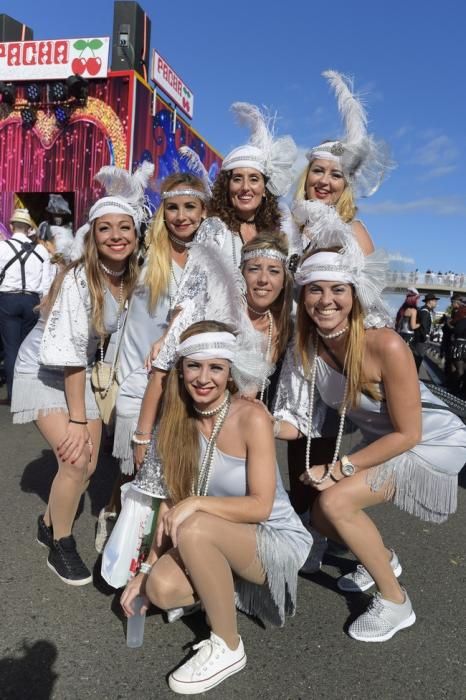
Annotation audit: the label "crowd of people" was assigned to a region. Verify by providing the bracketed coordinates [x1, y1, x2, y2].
[2, 71, 466, 695]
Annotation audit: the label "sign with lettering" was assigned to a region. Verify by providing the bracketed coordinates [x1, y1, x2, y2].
[0, 37, 109, 80]
[151, 50, 194, 119]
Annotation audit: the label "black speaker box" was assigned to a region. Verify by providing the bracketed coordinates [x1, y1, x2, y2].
[0, 14, 33, 42]
[111, 1, 151, 80]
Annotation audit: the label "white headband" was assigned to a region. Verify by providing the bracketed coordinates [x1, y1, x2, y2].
[162, 188, 208, 202]
[295, 251, 354, 286]
[241, 248, 287, 265]
[177, 331, 236, 361]
[222, 145, 266, 175]
[306, 142, 345, 169]
[88, 196, 136, 223]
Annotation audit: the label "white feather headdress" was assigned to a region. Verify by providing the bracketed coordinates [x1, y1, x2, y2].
[221, 102, 297, 197]
[307, 71, 394, 197]
[178, 146, 213, 196]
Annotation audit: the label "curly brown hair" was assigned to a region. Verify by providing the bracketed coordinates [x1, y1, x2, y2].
[208, 170, 281, 234]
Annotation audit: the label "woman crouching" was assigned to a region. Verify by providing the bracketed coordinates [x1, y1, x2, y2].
[121, 320, 311, 695]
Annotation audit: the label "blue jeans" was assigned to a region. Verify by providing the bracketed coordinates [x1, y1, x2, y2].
[0, 292, 39, 399]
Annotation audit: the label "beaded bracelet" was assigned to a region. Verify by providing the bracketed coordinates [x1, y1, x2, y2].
[132, 435, 151, 446]
[69, 418, 88, 425]
[139, 562, 153, 575]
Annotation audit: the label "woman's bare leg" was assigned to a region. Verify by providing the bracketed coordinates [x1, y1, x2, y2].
[313, 470, 403, 602]
[35, 412, 102, 539]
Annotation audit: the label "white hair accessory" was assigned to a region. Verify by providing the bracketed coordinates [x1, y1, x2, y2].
[70, 161, 154, 260]
[221, 102, 297, 197]
[241, 248, 287, 265]
[296, 246, 393, 329]
[306, 71, 393, 197]
[161, 188, 207, 202]
[177, 331, 236, 361]
[178, 146, 213, 197]
[49, 225, 74, 261]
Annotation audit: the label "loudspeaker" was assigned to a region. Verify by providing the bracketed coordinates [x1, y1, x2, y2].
[111, 1, 151, 80]
[0, 14, 33, 42]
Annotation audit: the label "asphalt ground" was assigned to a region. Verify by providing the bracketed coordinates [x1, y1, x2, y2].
[0, 380, 465, 700]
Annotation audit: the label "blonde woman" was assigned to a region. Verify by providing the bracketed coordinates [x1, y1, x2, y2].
[121, 320, 311, 694]
[274, 246, 466, 641]
[11, 164, 152, 585]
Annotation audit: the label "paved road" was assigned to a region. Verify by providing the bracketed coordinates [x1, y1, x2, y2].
[0, 386, 465, 700]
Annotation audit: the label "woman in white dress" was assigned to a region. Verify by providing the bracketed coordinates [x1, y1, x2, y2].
[13, 163, 153, 585]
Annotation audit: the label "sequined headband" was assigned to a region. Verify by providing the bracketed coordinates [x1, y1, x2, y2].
[161, 189, 207, 201]
[177, 331, 236, 361]
[88, 197, 136, 222]
[241, 248, 287, 265]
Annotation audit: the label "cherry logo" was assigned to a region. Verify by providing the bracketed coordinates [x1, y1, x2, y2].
[72, 39, 104, 76]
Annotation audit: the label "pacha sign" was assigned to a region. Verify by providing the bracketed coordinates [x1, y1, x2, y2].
[0, 37, 109, 81]
[151, 50, 194, 119]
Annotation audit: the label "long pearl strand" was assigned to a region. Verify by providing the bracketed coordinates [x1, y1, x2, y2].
[98, 277, 124, 393]
[259, 311, 274, 403]
[305, 337, 348, 484]
[193, 391, 230, 418]
[195, 393, 231, 496]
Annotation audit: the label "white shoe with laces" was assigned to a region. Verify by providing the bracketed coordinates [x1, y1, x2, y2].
[337, 549, 402, 593]
[348, 588, 416, 642]
[168, 632, 247, 694]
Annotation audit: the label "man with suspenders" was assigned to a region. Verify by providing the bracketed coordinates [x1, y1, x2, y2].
[0, 209, 53, 404]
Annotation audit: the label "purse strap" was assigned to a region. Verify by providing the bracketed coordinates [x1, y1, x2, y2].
[99, 294, 132, 372]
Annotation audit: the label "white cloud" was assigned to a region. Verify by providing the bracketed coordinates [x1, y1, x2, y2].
[419, 164, 457, 181]
[412, 134, 459, 167]
[360, 196, 466, 216]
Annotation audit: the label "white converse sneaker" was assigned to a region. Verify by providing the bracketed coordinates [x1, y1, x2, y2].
[337, 550, 402, 593]
[348, 589, 416, 642]
[300, 527, 328, 574]
[168, 632, 247, 694]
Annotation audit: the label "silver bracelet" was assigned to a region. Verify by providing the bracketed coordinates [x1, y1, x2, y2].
[139, 562, 153, 575]
[273, 419, 282, 438]
[132, 435, 151, 446]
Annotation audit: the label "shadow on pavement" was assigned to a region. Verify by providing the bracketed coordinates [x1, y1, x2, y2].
[458, 464, 466, 489]
[0, 640, 57, 700]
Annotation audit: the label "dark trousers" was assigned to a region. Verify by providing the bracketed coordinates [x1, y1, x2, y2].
[0, 292, 39, 399]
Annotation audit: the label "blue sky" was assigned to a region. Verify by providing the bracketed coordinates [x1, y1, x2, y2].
[3, 0, 466, 272]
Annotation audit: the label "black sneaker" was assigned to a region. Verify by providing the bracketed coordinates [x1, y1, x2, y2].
[37, 515, 53, 549]
[47, 535, 93, 586]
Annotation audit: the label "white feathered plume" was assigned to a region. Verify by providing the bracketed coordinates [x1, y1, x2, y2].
[323, 70, 367, 145]
[292, 199, 360, 256]
[94, 161, 155, 228]
[69, 223, 89, 262]
[178, 146, 212, 196]
[49, 225, 74, 261]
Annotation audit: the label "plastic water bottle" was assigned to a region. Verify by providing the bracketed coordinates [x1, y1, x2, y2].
[126, 595, 146, 648]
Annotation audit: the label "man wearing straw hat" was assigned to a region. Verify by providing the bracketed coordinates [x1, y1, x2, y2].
[0, 208, 52, 404]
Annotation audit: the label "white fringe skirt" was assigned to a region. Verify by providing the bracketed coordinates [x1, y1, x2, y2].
[11, 368, 100, 423]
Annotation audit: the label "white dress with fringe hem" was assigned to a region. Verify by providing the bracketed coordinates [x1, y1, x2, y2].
[315, 357, 466, 523]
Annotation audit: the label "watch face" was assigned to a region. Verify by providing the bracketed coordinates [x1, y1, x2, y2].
[342, 462, 355, 477]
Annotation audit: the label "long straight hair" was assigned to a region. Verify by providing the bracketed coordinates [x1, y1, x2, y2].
[157, 320, 235, 503]
[41, 219, 138, 334]
[240, 232, 293, 361]
[143, 173, 207, 312]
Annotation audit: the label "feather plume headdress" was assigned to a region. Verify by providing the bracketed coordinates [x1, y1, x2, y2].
[293, 200, 393, 328]
[221, 102, 297, 197]
[307, 71, 394, 197]
[71, 161, 155, 260]
[178, 146, 213, 197]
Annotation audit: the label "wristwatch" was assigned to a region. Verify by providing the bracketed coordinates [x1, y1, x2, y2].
[340, 455, 357, 477]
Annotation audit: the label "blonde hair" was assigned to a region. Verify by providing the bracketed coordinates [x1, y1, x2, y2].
[143, 173, 206, 312]
[41, 219, 138, 335]
[294, 159, 357, 223]
[295, 248, 380, 408]
[157, 320, 235, 503]
[240, 231, 293, 361]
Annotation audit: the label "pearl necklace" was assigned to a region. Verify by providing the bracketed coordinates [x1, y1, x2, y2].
[168, 231, 193, 248]
[97, 278, 125, 393]
[259, 311, 274, 403]
[305, 337, 348, 484]
[195, 393, 231, 496]
[247, 302, 269, 318]
[99, 261, 126, 277]
[316, 325, 349, 340]
[193, 390, 230, 417]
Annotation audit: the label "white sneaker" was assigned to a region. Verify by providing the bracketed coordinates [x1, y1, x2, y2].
[167, 602, 201, 624]
[337, 550, 402, 593]
[348, 588, 416, 642]
[95, 509, 117, 554]
[168, 632, 246, 694]
[300, 527, 328, 574]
